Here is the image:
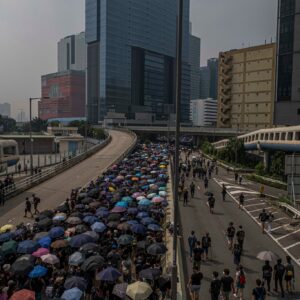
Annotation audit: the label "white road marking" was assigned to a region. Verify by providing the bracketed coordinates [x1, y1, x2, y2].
[231, 190, 259, 195]
[244, 202, 266, 208]
[273, 217, 288, 222]
[285, 241, 300, 250]
[244, 197, 261, 202]
[248, 207, 273, 213]
[255, 212, 279, 218]
[270, 224, 290, 232]
[276, 228, 300, 241]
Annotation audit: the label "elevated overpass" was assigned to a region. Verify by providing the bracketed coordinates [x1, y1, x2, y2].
[213, 125, 300, 152]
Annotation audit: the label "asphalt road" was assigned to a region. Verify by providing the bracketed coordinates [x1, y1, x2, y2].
[179, 156, 300, 300]
[0, 130, 135, 226]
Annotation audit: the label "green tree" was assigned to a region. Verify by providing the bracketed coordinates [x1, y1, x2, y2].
[270, 151, 285, 178]
[0, 115, 16, 132]
[21, 118, 48, 133]
[224, 138, 245, 164]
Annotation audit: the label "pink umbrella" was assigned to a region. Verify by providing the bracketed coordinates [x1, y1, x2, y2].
[111, 206, 127, 213]
[132, 192, 142, 198]
[32, 248, 49, 257]
[151, 197, 164, 203]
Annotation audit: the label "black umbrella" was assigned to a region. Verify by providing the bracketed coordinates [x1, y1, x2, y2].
[81, 255, 105, 272]
[11, 255, 35, 275]
[37, 218, 52, 229]
[146, 243, 167, 256]
[75, 224, 89, 234]
[81, 197, 93, 205]
[158, 275, 171, 290]
[107, 213, 121, 222]
[56, 204, 69, 213]
[64, 276, 87, 291]
[38, 210, 54, 219]
[139, 268, 161, 280]
[79, 243, 99, 254]
[70, 212, 83, 219]
[117, 234, 134, 246]
[33, 232, 49, 241]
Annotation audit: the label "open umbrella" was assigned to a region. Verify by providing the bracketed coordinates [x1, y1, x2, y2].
[147, 224, 162, 232]
[117, 234, 134, 246]
[139, 268, 161, 280]
[33, 232, 48, 241]
[1, 240, 17, 256]
[81, 255, 105, 272]
[151, 197, 164, 203]
[83, 231, 99, 241]
[112, 283, 128, 299]
[79, 243, 99, 254]
[146, 243, 167, 256]
[159, 191, 167, 197]
[11, 255, 35, 275]
[10, 289, 35, 300]
[69, 251, 85, 266]
[95, 210, 109, 218]
[75, 224, 89, 234]
[126, 281, 152, 300]
[117, 222, 131, 231]
[32, 248, 49, 257]
[53, 213, 67, 222]
[111, 206, 127, 213]
[122, 196, 132, 203]
[83, 215, 98, 225]
[136, 212, 149, 219]
[66, 217, 82, 225]
[51, 239, 68, 249]
[139, 199, 151, 206]
[38, 236, 52, 248]
[48, 227, 65, 239]
[147, 193, 156, 199]
[140, 217, 156, 226]
[70, 234, 94, 248]
[256, 251, 279, 262]
[0, 224, 14, 233]
[61, 287, 83, 300]
[91, 222, 107, 233]
[17, 240, 39, 254]
[28, 265, 48, 278]
[64, 276, 87, 291]
[127, 208, 138, 215]
[131, 224, 146, 235]
[41, 253, 59, 265]
[98, 267, 122, 282]
[0, 232, 12, 243]
[115, 201, 128, 208]
[108, 213, 121, 222]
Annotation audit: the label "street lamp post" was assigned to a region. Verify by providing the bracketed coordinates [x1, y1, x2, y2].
[29, 97, 48, 175]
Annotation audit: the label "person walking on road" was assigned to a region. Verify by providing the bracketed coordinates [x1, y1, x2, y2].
[204, 176, 208, 189]
[260, 185, 265, 197]
[222, 184, 227, 201]
[234, 265, 246, 300]
[285, 255, 295, 294]
[252, 279, 266, 300]
[236, 225, 245, 252]
[258, 209, 268, 234]
[190, 181, 195, 198]
[221, 268, 235, 300]
[274, 258, 285, 297]
[193, 241, 204, 270]
[32, 194, 40, 215]
[226, 222, 236, 250]
[183, 187, 189, 206]
[234, 172, 239, 184]
[24, 197, 33, 218]
[188, 231, 197, 261]
[201, 232, 211, 261]
[207, 194, 216, 214]
[233, 243, 242, 266]
[238, 193, 245, 209]
[239, 175, 243, 185]
[266, 211, 274, 232]
[262, 260, 272, 294]
[188, 266, 203, 300]
[209, 271, 221, 300]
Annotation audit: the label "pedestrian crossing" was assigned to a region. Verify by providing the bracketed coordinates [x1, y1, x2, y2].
[214, 178, 300, 266]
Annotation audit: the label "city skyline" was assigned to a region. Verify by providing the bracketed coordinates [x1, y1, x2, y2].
[0, 0, 277, 119]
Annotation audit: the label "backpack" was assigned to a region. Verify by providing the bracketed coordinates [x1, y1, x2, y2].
[260, 213, 267, 222]
[254, 287, 265, 300]
[239, 273, 246, 285]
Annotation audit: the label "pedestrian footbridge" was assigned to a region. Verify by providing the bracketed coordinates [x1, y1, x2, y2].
[213, 125, 300, 152]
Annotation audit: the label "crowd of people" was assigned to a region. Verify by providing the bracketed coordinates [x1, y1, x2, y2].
[179, 149, 296, 300]
[0, 143, 173, 300]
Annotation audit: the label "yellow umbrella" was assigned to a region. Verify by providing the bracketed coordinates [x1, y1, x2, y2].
[126, 281, 152, 300]
[109, 186, 116, 192]
[159, 165, 166, 169]
[0, 224, 14, 233]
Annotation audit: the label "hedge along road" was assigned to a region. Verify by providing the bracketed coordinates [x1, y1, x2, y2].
[0, 130, 136, 227]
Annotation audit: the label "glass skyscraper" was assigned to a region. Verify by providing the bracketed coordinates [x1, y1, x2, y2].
[85, 0, 191, 123]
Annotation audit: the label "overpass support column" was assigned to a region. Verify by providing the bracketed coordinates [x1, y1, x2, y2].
[195, 136, 201, 147]
[263, 151, 270, 170]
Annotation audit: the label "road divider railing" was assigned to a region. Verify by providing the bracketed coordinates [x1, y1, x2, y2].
[2, 131, 112, 201]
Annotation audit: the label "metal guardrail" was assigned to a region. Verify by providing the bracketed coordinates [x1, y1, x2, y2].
[3, 133, 112, 201]
[278, 202, 300, 219]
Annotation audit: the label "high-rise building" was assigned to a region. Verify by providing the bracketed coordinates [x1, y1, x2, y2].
[39, 70, 85, 120]
[58, 32, 86, 72]
[0, 103, 11, 118]
[274, 0, 300, 125]
[207, 58, 219, 99]
[17, 110, 26, 122]
[85, 0, 191, 124]
[190, 98, 217, 127]
[217, 43, 276, 130]
[189, 34, 201, 100]
[199, 66, 210, 99]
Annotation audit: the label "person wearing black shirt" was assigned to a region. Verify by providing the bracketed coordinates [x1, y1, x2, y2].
[24, 197, 33, 218]
[221, 268, 234, 300]
[201, 232, 211, 261]
[188, 266, 203, 300]
[238, 193, 245, 209]
[262, 261, 272, 293]
[221, 184, 227, 201]
[274, 259, 285, 297]
[258, 209, 268, 233]
[236, 225, 245, 252]
[226, 222, 235, 250]
[252, 279, 266, 300]
[193, 241, 203, 270]
[210, 271, 221, 300]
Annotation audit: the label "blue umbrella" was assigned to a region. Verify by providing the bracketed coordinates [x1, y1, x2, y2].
[38, 236, 52, 248]
[83, 215, 98, 225]
[147, 224, 162, 232]
[147, 179, 156, 183]
[70, 234, 94, 248]
[0, 232, 12, 243]
[91, 222, 107, 233]
[122, 196, 132, 202]
[48, 227, 65, 239]
[131, 224, 146, 235]
[61, 287, 83, 300]
[17, 240, 39, 254]
[141, 217, 156, 226]
[127, 208, 138, 215]
[127, 220, 139, 226]
[95, 210, 109, 218]
[136, 212, 149, 219]
[159, 187, 166, 191]
[12, 229, 25, 239]
[115, 201, 128, 208]
[139, 199, 151, 206]
[64, 276, 87, 291]
[28, 265, 48, 278]
[98, 267, 122, 281]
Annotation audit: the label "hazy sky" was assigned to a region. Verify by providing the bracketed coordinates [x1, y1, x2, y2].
[0, 0, 277, 118]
